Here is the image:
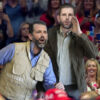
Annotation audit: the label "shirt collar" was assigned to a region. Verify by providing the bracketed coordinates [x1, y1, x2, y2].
[58, 27, 71, 37]
[30, 41, 42, 58]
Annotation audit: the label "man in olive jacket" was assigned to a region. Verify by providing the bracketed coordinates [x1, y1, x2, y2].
[44, 3, 98, 100]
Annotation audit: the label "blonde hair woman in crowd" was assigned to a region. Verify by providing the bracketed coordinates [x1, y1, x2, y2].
[85, 58, 100, 95]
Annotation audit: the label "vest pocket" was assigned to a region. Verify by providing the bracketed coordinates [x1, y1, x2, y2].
[12, 62, 26, 75]
[30, 68, 44, 81]
[34, 70, 43, 81]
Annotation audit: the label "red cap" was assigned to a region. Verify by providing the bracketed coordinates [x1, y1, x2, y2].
[96, 96, 100, 100]
[45, 88, 72, 100]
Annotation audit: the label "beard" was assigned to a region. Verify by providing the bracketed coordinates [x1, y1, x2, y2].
[33, 36, 48, 49]
[60, 21, 73, 29]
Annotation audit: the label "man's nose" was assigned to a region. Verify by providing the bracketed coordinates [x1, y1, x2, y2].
[66, 15, 69, 19]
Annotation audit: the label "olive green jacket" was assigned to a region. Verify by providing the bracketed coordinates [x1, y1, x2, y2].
[44, 25, 98, 92]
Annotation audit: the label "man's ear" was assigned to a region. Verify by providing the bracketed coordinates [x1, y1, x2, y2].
[28, 33, 33, 40]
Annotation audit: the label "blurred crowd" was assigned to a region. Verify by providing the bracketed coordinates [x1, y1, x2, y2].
[0, 0, 100, 100]
[0, 0, 100, 49]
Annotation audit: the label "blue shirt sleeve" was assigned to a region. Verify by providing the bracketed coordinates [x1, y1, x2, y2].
[0, 44, 15, 65]
[43, 59, 56, 90]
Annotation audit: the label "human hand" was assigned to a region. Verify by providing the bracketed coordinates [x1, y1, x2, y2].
[55, 82, 65, 90]
[19, 0, 27, 8]
[0, 94, 5, 100]
[96, 88, 100, 95]
[71, 16, 82, 35]
[86, 77, 91, 85]
[2, 13, 10, 23]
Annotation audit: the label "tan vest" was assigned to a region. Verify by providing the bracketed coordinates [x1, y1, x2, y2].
[0, 41, 50, 100]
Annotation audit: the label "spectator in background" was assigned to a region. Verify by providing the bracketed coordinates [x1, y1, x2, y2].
[73, 0, 82, 12]
[27, 0, 49, 11]
[0, 1, 13, 49]
[94, 0, 100, 62]
[2, 0, 7, 7]
[76, 0, 97, 41]
[94, 12, 100, 52]
[85, 58, 100, 95]
[4, 0, 27, 44]
[40, 0, 62, 28]
[94, 12, 100, 63]
[61, 0, 81, 7]
[16, 22, 30, 42]
[62, 0, 83, 13]
[69, 0, 76, 7]
[26, 0, 45, 24]
[61, 0, 70, 4]
[96, 0, 100, 12]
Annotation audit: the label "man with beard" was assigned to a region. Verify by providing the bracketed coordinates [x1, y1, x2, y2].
[44, 3, 98, 100]
[0, 21, 64, 100]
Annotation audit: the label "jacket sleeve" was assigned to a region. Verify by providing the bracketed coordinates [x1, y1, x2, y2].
[75, 33, 98, 58]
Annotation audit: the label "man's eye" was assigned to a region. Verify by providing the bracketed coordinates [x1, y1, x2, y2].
[44, 31, 47, 34]
[62, 14, 66, 16]
[36, 31, 41, 33]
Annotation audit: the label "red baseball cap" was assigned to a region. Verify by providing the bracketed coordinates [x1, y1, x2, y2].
[45, 88, 72, 100]
[96, 96, 100, 100]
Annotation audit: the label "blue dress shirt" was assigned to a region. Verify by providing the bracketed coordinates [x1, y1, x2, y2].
[0, 42, 56, 90]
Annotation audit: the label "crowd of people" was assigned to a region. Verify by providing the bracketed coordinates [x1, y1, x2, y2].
[0, 0, 100, 100]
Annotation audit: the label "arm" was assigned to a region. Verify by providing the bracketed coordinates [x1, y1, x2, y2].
[43, 59, 65, 90]
[78, 34, 98, 58]
[0, 44, 15, 65]
[19, 0, 27, 13]
[43, 59, 56, 90]
[3, 13, 14, 37]
[71, 16, 98, 58]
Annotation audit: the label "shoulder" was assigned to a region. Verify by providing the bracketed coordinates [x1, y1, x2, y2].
[40, 13, 47, 20]
[14, 42, 26, 47]
[0, 43, 15, 57]
[42, 49, 50, 60]
[14, 42, 28, 51]
[1, 43, 15, 51]
[48, 25, 60, 36]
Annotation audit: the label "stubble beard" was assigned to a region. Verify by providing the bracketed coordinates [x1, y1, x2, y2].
[61, 22, 73, 29]
[33, 38, 47, 49]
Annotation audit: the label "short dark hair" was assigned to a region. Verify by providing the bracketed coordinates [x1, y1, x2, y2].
[58, 3, 76, 15]
[29, 20, 46, 34]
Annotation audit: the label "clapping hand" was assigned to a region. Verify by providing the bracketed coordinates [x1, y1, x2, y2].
[55, 82, 65, 90]
[71, 16, 82, 36]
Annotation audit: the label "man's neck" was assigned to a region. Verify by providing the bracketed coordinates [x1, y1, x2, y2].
[61, 26, 71, 33]
[33, 44, 41, 55]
